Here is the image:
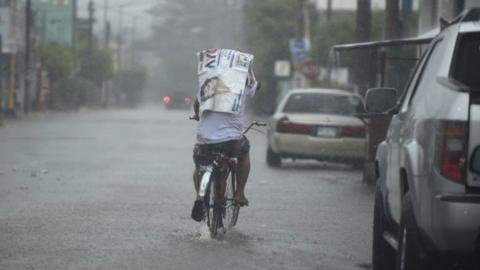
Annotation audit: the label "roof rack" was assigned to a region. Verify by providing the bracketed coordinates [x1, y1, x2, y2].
[446, 8, 480, 27]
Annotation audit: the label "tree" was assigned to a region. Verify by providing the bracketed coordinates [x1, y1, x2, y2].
[312, 13, 356, 66]
[78, 46, 114, 87]
[36, 43, 75, 84]
[36, 43, 76, 108]
[115, 67, 148, 107]
[56, 77, 97, 110]
[243, 0, 300, 111]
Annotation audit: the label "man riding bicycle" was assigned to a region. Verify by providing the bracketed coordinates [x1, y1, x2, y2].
[191, 49, 259, 222]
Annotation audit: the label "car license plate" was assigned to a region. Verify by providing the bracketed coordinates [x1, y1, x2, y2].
[317, 127, 337, 137]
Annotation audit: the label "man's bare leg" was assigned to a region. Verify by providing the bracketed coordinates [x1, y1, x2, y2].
[191, 167, 204, 222]
[234, 152, 250, 206]
[193, 168, 200, 194]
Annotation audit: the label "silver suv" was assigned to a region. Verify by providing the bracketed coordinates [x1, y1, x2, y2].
[367, 9, 480, 270]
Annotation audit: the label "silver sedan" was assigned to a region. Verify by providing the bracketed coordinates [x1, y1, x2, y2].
[266, 88, 367, 168]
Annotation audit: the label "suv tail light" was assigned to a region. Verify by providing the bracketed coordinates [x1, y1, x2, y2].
[435, 120, 467, 183]
[340, 126, 366, 138]
[276, 117, 313, 135]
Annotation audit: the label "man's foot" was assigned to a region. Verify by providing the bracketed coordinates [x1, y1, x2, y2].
[191, 199, 204, 222]
[234, 194, 249, 207]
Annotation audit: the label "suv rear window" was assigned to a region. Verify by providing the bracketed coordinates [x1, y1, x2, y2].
[282, 93, 364, 115]
[452, 32, 480, 90]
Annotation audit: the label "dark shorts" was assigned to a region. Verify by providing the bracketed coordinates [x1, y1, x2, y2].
[193, 136, 250, 166]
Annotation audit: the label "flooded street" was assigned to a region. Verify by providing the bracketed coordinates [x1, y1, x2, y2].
[0, 108, 373, 270]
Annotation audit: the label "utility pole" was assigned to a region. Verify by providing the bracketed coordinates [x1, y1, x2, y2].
[24, 0, 32, 114]
[293, 0, 307, 88]
[385, 0, 402, 88]
[6, 0, 17, 116]
[130, 15, 139, 67]
[354, 0, 372, 94]
[326, 0, 332, 20]
[295, 0, 305, 40]
[72, 0, 77, 44]
[117, 6, 124, 71]
[0, 37, 3, 123]
[88, 0, 95, 55]
[385, 0, 401, 40]
[104, 0, 110, 44]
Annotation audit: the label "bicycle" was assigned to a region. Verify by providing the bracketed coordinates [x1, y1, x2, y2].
[190, 118, 266, 238]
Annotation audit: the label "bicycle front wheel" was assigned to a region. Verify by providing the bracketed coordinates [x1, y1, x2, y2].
[224, 170, 240, 229]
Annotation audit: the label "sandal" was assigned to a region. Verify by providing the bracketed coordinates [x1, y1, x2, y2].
[191, 199, 205, 222]
[234, 196, 249, 207]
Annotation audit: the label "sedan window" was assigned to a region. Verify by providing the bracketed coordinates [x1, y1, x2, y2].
[282, 93, 364, 115]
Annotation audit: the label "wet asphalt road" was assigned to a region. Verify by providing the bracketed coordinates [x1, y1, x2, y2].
[0, 108, 374, 270]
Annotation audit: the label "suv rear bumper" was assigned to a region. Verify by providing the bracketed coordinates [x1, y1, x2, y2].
[431, 193, 480, 253]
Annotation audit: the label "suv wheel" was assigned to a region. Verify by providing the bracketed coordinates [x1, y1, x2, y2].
[396, 192, 429, 270]
[266, 147, 281, 167]
[372, 189, 396, 270]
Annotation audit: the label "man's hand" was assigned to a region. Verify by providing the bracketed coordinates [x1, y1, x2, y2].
[194, 99, 200, 116]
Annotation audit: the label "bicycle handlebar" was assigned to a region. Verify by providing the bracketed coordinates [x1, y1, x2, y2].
[189, 116, 266, 134]
[243, 121, 267, 134]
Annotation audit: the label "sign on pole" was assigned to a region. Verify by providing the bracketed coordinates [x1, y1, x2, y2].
[274, 60, 291, 78]
[289, 38, 307, 62]
[301, 59, 320, 79]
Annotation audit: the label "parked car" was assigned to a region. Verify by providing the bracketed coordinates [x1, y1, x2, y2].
[369, 9, 480, 270]
[162, 91, 193, 110]
[266, 88, 366, 168]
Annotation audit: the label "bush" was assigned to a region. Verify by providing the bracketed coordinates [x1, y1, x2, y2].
[115, 67, 148, 107]
[55, 77, 98, 110]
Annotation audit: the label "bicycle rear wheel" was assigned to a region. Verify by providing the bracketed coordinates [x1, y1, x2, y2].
[224, 170, 240, 228]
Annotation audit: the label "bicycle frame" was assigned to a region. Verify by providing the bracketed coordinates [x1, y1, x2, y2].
[198, 152, 238, 237]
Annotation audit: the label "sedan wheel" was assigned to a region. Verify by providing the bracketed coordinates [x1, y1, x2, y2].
[266, 147, 282, 168]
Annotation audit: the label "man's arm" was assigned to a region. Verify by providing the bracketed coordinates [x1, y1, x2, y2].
[193, 98, 200, 120]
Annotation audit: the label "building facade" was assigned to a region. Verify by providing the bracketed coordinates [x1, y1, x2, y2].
[0, 0, 26, 114]
[32, 0, 75, 45]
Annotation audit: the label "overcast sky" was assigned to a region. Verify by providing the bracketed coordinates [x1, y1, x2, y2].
[77, 0, 420, 39]
[77, 0, 157, 38]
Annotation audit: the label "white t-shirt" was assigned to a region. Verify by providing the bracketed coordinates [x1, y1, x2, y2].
[196, 74, 257, 144]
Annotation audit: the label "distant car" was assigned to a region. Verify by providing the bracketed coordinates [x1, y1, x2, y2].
[162, 91, 193, 110]
[266, 88, 366, 168]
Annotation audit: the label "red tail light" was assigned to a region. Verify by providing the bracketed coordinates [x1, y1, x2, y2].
[183, 96, 192, 105]
[276, 117, 313, 135]
[340, 126, 366, 138]
[435, 121, 467, 183]
[163, 96, 171, 104]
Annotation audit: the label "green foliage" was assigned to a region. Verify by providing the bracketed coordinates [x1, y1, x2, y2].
[78, 47, 114, 87]
[243, 0, 298, 112]
[55, 77, 97, 109]
[116, 67, 148, 107]
[36, 41, 114, 109]
[36, 43, 75, 83]
[312, 13, 356, 67]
